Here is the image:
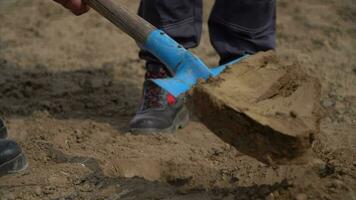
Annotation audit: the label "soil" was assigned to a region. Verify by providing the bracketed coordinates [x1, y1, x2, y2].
[193, 52, 321, 164]
[0, 0, 355, 200]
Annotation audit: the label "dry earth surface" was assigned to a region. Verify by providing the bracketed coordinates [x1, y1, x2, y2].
[0, 0, 355, 199]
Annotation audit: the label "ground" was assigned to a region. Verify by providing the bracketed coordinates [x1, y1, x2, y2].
[0, 0, 355, 199]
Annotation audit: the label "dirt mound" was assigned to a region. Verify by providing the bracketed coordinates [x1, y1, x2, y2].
[193, 51, 321, 163]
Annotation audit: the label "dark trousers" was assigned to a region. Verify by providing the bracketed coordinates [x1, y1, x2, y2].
[138, 0, 275, 66]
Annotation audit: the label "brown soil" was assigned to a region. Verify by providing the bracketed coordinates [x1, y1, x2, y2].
[193, 51, 321, 164]
[0, 0, 355, 200]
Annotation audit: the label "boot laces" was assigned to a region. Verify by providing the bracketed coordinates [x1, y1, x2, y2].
[142, 81, 164, 110]
[141, 66, 175, 110]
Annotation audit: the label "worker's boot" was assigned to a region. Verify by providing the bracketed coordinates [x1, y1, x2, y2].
[0, 119, 28, 175]
[0, 139, 28, 175]
[0, 118, 7, 139]
[129, 62, 189, 134]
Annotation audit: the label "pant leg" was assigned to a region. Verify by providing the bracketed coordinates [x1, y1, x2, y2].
[138, 0, 203, 74]
[209, 0, 276, 64]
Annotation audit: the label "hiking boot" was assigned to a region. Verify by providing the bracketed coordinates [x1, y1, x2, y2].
[0, 118, 8, 139]
[0, 139, 28, 175]
[129, 62, 189, 134]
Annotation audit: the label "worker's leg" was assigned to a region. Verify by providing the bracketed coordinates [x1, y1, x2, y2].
[209, 0, 276, 64]
[138, 0, 203, 70]
[130, 0, 202, 133]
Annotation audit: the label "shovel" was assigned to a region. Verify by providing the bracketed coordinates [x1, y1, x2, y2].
[84, 0, 321, 164]
[85, 0, 248, 97]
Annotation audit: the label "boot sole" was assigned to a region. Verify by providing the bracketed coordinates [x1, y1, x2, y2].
[130, 106, 190, 134]
[0, 152, 28, 176]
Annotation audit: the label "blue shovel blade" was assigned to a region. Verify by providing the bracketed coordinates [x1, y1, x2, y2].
[209, 65, 227, 77]
[152, 78, 191, 97]
[152, 55, 250, 97]
[210, 54, 249, 77]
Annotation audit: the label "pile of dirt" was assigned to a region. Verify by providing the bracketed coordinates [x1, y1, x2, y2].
[0, 0, 355, 199]
[193, 51, 321, 164]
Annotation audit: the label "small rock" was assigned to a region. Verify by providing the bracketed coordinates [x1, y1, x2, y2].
[290, 111, 297, 118]
[274, 191, 280, 198]
[80, 182, 94, 192]
[310, 158, 326, 170]
[34, 186, 42, 196]
[230, 175, 239, 183]
[319, 163, 335, 178]
[43, 186, 56, 195]
[321, 99, 334, 108]
[266, 193, 275, 200]
[209, 147, 224, 156]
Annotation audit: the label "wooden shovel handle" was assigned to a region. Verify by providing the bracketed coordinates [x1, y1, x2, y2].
[85, 0, 156, 44]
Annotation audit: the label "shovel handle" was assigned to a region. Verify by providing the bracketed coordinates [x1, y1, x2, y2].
[85, 0, 156, 44]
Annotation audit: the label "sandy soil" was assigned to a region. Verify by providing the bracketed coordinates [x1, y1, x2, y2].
[0, 0, 355, 199]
